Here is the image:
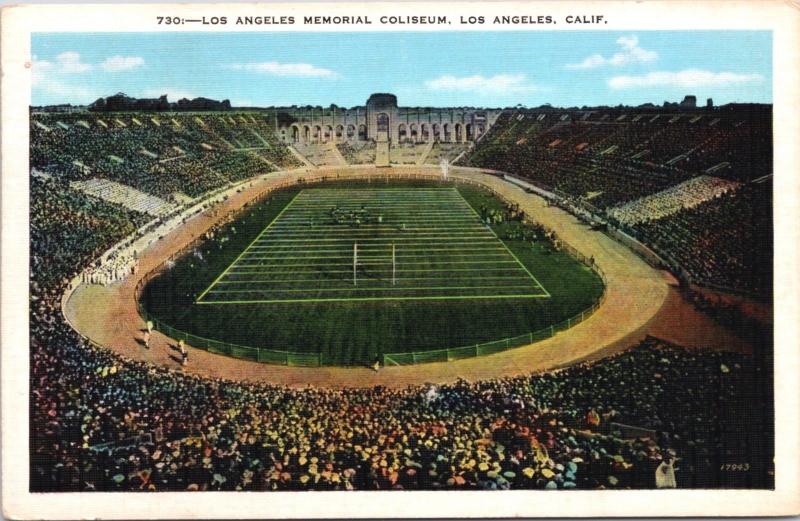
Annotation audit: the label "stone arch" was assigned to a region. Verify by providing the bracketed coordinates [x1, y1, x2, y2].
[324, 125, 333, 142]
[454, 123, 462, 143]
[313, 125, 322, 143]
[398, 123, 407, 142]
[421, 124, 430, 142]
[303, 125, 311, 142]
[358, 124, 367, 141]
[432, 123, 440, 141]
[375, 113, 390, 142]
[335, 125, 344, 141]
[376, 113, 390, 133]
[346, 124, 356, 139]
[409, 123, 418, 141]
[290, 125, 300, 143]
[465, 123, 473, 142]
[443, 123, 451, 143]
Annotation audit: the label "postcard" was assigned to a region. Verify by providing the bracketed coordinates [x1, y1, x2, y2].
[2, 1, 799, 518]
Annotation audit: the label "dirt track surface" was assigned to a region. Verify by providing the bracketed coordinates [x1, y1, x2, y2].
[64, 166, 752, 388]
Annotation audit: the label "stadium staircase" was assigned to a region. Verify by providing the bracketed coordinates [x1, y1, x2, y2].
[286, 144, 315, 168]
[450, 145, 471, 165]
[415, 140, 435, 165]
[327, 143, 348, 166]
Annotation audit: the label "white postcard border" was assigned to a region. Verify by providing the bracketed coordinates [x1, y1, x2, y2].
[2, 2, 799, 518]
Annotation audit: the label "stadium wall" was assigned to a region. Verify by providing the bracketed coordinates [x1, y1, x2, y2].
[605, 228, 669, 270]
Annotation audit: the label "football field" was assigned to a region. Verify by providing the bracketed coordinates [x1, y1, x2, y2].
[196, 188, 550, 304]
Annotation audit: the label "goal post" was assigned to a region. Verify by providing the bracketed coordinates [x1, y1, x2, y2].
[353, 241, 358, 286]
[440, 158, 449, 180]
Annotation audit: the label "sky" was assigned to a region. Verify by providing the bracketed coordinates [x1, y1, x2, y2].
[31, 31, 772, 108]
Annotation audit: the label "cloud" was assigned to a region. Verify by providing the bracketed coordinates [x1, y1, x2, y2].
[568, 54, 607, 70]
[567, 35, 657, 69]
[55, 51, 93, 73]
[424, 74, 537, 95]
[36, 78, 91, 99]
[227, 61, 339, 78]
[31, 55, 92, 100]
[31, 58, 53, 86]
[608, 69, 765, 89]
[32, 51, 145, 104]
[101, 55, 145, 72]
[142, 88, 197, 100]
[33, 51, 143, 88]
[33, 52, 93, 79]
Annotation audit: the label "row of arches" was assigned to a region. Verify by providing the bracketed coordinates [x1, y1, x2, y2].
[397, 122, 484, 143]
[289, 124, 366, 143]
[284, 122, 485, 144]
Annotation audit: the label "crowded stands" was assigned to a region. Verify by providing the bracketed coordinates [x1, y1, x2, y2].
[627, 181, 773, 295]
[30, 112, 301, 199]
[607, 175, 740, 226]
[28, 106, 773, 492]
[464, 106, 773, 295]
[31, 286, 773, 491]
[70, 178, 177, 217]
[30, 176, 150, 289]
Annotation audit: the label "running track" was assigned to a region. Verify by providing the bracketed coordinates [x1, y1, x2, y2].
[65, 165, 748, 388]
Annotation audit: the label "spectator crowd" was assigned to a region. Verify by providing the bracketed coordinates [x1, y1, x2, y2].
[28, 107, 773, 493]
[466, 107, 772, 295]
[31, 285, 774, 492]
[626, 182, 772, 295]
[30, 112, 301, 200]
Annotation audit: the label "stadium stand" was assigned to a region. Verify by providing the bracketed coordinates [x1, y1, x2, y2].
[607, 175, 740, 226]
[291, 142, 347, 167]
[70, 178, 177, 217]
[337, 141, 376, 165]
[625, 181, 773, 295]
[31, 274, 773, 492]
[30, 176, 151, 289]
[28, 105, 773, 492]
[389, 142, 431, 164]
[30, 112, 301, 199]
[463, 106, 773, 295]
[423, 142, 471, 165]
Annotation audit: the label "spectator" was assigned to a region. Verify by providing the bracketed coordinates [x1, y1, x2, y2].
[656, 455, 677, 489]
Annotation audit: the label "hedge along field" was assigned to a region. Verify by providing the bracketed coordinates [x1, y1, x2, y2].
[140, 179, 604, 365]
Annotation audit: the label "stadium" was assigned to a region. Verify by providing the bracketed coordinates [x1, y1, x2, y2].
[28, 33, 773, 493]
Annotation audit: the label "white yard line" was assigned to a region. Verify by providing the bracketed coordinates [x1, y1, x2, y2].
[199, 187, 549, 303]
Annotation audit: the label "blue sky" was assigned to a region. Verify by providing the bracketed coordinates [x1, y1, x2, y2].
[32, 31, 771, 108]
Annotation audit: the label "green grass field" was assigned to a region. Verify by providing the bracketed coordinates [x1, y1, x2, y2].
[141, 179, 604, 365]
[196, 188, 549, 304]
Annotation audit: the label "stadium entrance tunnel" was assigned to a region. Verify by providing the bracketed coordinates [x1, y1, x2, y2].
[135, 171, 605, 367]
